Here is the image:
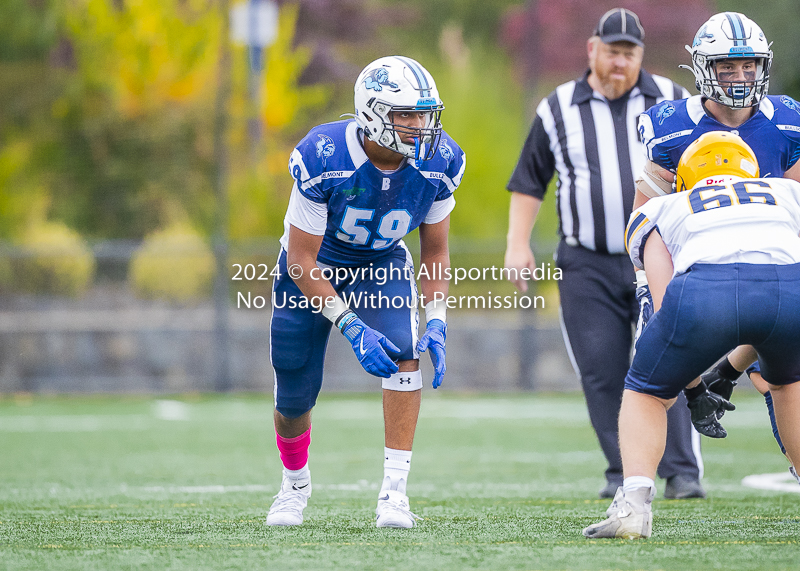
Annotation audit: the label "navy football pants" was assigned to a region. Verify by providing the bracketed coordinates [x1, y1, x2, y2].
[556, 241, 700, 483]
[270, 245, 419, 418]
[627, 263, 800, 398]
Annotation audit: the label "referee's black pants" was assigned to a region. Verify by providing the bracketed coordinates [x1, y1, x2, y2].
[555, 240, 701, 484]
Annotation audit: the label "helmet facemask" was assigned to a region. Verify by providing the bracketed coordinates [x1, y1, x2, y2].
[693, 53, 771, 108]
[370, 103, 444, 163]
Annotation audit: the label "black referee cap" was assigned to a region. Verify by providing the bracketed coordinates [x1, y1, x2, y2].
[594, 8, 645, 47]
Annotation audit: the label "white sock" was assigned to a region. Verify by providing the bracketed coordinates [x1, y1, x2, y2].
[623, 476, 655, 494]
[381, 447, 412, 495]
[284, 464, 310, 482]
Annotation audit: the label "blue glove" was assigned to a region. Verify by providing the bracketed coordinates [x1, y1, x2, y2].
[634, 283, 654, 349]
[337, 310, 400, 378]
[417, 319, 447, 388]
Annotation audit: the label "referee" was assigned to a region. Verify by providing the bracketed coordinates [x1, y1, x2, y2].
[504, 8, 704, 499]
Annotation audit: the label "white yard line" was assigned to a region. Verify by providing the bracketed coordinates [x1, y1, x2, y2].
[139, 485, 273, 493]
[741, 471, 800, 494]
[136, 481, 384, 494]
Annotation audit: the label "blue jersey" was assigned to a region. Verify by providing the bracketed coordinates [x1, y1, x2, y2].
[638, 94, 800, 176]
[280, 120, 465, 267]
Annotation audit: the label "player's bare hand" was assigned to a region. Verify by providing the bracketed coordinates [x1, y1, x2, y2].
[504, 246, 536, 293]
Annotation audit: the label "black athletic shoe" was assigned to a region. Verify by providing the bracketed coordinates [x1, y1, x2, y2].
[664, 475, 706, 499]
[599, 479, 623, 499]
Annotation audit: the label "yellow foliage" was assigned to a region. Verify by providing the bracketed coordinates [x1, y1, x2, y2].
[225, 3, 332, 240]
[0, 139, 52, 239]
[227, 153, 285, 240]
[13, 222, 95, 297]
[130, 223, 215, 301]
[64, 0, 221, 116]
[261, 3, 328, 129]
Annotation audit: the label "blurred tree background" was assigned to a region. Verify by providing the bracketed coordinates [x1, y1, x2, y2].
[0, 0, 798, 296]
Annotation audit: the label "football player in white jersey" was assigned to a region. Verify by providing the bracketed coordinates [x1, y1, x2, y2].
[583, 132, 800, 539]
[267, 56, 465, 528]
[633, 13, 800, 455]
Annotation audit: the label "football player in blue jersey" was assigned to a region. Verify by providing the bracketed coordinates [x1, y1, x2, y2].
[266, 56, 466, 528]
[632, 13, 800, 474]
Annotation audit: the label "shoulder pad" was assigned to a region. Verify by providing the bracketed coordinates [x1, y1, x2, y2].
[294, 121, 351, 173]
[644, 98, 693, 131]
[289, 121, 354, 200]
[640, 98, 695, 169]
[768, 96, 800, 169]
[772, 95, 800, 136]
[419, 132, 466, 196]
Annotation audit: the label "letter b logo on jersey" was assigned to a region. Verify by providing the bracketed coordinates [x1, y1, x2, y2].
[382, 178, 390, 191]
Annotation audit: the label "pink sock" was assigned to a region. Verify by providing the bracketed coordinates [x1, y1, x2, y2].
[276, 426, 311, 470]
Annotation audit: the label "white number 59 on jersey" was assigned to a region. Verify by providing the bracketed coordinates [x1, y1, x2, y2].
[336, 207, 412, 250]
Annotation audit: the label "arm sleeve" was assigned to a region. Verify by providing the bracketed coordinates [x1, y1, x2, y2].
[506, 112, 555, 199]
[785, 180, 800, 229]
[636, 159, 675, 198]
[284, 184, 328, 236]
[638, 102, 683, 172]
[424, 195, 456, 225]
[288, 146, 327, 203]
[625, 208, 658, 270]
[637, 112, 656, 162]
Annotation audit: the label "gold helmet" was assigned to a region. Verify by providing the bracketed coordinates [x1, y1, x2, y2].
[675, 131, 759, 192]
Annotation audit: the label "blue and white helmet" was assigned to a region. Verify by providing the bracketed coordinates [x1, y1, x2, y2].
[353, 56, 444, 163]
[682, 12, 772, 108]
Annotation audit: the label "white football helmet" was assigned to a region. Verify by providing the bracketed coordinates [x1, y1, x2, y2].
[682, 12, 772, 108]
[352, 56, 444, 165]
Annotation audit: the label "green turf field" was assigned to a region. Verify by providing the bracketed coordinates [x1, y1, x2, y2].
[0, 392, 798, 570]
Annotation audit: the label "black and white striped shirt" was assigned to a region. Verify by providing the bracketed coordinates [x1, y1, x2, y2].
[508, 70, 689, 255]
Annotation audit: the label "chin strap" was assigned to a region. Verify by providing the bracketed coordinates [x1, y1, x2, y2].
[413, 137, 422, 168]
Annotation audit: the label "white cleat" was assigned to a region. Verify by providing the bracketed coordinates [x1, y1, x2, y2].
[266, 474, 312, 526]
[605, 486, 623, 517]
[376, 490, 418, 528]
[790, 465, 800, 485]
[583, 486, 654, 539]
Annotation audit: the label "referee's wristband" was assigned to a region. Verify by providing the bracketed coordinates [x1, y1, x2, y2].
[424, 298, 447, 324]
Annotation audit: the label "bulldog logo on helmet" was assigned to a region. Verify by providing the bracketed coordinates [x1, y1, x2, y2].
[363, 67, 399, 92]
[692, 24, 714, 47]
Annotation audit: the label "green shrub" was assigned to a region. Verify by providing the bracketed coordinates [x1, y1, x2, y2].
[12, 222, 95, 296]
[130, 223, 215, 301]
